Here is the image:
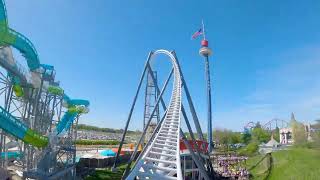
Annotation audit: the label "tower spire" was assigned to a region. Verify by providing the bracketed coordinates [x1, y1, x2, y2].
[202, 19, 206, 40]
[291, 112, 296, 121]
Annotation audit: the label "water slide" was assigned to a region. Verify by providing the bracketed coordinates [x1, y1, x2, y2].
[55, 96, 89, 136]
[0, 0, 39, 71]
[0, 0, 40, 98]
[0, 91, 89, 148]
[0, 106, 48, 148]
[0, 0, 89, 149]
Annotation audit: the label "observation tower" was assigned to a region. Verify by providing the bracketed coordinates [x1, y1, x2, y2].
[199, 22, 214, 153]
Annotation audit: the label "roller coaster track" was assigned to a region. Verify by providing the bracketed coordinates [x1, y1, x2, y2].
[126, 50, 183, 179]
[263, 119, 289, 131]
[244, 119, 289, 131]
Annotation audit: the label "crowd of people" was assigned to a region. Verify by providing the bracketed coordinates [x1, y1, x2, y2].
[214, 154, 249, 179]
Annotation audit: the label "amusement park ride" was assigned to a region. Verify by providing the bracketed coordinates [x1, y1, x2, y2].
[1, 0, 216, 179]
[244, 119, 289, 131]
[112, 30, 215, 178]
[0, 1, 89, 179]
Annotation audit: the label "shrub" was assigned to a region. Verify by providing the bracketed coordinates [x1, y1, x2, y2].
[238, 141, 259, 156]
[75, 139, 120, 145]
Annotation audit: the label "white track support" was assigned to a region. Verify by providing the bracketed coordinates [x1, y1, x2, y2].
[126, 50, 183, 180]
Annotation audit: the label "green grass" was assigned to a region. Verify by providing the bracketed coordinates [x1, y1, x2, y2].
[85, 164, 127, 180]
[268, 148, 320, 180]
[247, 148, 320, 180]
[246, 154, 270, 179]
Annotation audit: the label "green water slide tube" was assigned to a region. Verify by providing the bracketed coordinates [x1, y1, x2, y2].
[48, 85, 64, 96]
[0, 1, 40, 70]
[0, 86, 89, 147]
[56, 95, 89, 135]
[47, 87, 90, 135]
[0, 0, 40, 97]
[8, 74, 24, 97]
[0, 106, 48, 148]
[0, 1, 89, 148]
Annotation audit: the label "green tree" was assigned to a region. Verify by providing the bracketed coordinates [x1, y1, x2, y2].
[273, 127, 280, 142]
[230, 132, 242, 144]
[238, 141, 259, 156]
[213, 129, 243, 151]
[290, 118, 306, 145]
[241, 128, 252, 144]
[251, 127, 270, 143]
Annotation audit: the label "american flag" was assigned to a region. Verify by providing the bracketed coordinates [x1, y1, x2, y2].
[191, 28, 203, 39]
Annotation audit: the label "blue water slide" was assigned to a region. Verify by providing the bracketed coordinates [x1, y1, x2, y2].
[1, 152, 21, 158]
[56, 111, 78, 134]
[40, 64, 54, 70]
[68, 99, 90, 107]
[0, 106, 28, 139]
[63, 94, 89, 107]
[56, 95, 89, 135]
[7, 28, 40, 71]
[0, 106, 48, 147]
[0, 0, 7, 26]
[0, 0, 40, 71]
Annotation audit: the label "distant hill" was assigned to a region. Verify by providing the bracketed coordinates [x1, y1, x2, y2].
[77, 124, 140, 134]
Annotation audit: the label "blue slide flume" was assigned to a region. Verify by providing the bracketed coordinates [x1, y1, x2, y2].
[0, 0, 90, 149]
[0, 106, 48, 148]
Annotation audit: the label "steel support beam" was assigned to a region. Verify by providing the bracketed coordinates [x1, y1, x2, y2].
[180, 129, 211, 180]
[121, 67, 173, 174]
[113, 52, 153, 169]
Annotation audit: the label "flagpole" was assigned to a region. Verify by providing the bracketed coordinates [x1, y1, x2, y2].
[202, 19, 206, 40]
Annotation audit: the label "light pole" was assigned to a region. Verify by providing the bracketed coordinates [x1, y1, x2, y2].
[199, 34, 213, 153]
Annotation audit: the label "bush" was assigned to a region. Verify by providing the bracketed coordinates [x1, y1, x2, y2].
[251, 128, 270, 143]
[291, 119, 307, 145]
[75, 139, 120, 145]
[294, 141, 320, 149]
[238, 141, 259, 156]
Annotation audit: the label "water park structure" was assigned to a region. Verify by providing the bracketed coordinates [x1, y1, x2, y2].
[0, 1, 89, 179]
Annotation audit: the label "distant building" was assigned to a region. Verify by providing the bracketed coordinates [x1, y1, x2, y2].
[279, 113, 315, 144]
[259, 136, 280, 154]
[279, 127, 293, 144]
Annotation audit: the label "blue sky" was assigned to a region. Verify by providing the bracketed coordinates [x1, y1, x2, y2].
[5, 0, 320, 131]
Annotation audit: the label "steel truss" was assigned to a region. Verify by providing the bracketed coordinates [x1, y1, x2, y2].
[0, 51, 81, 179]
[143, 70, 160, 146]
[113, 50, 216, 180]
